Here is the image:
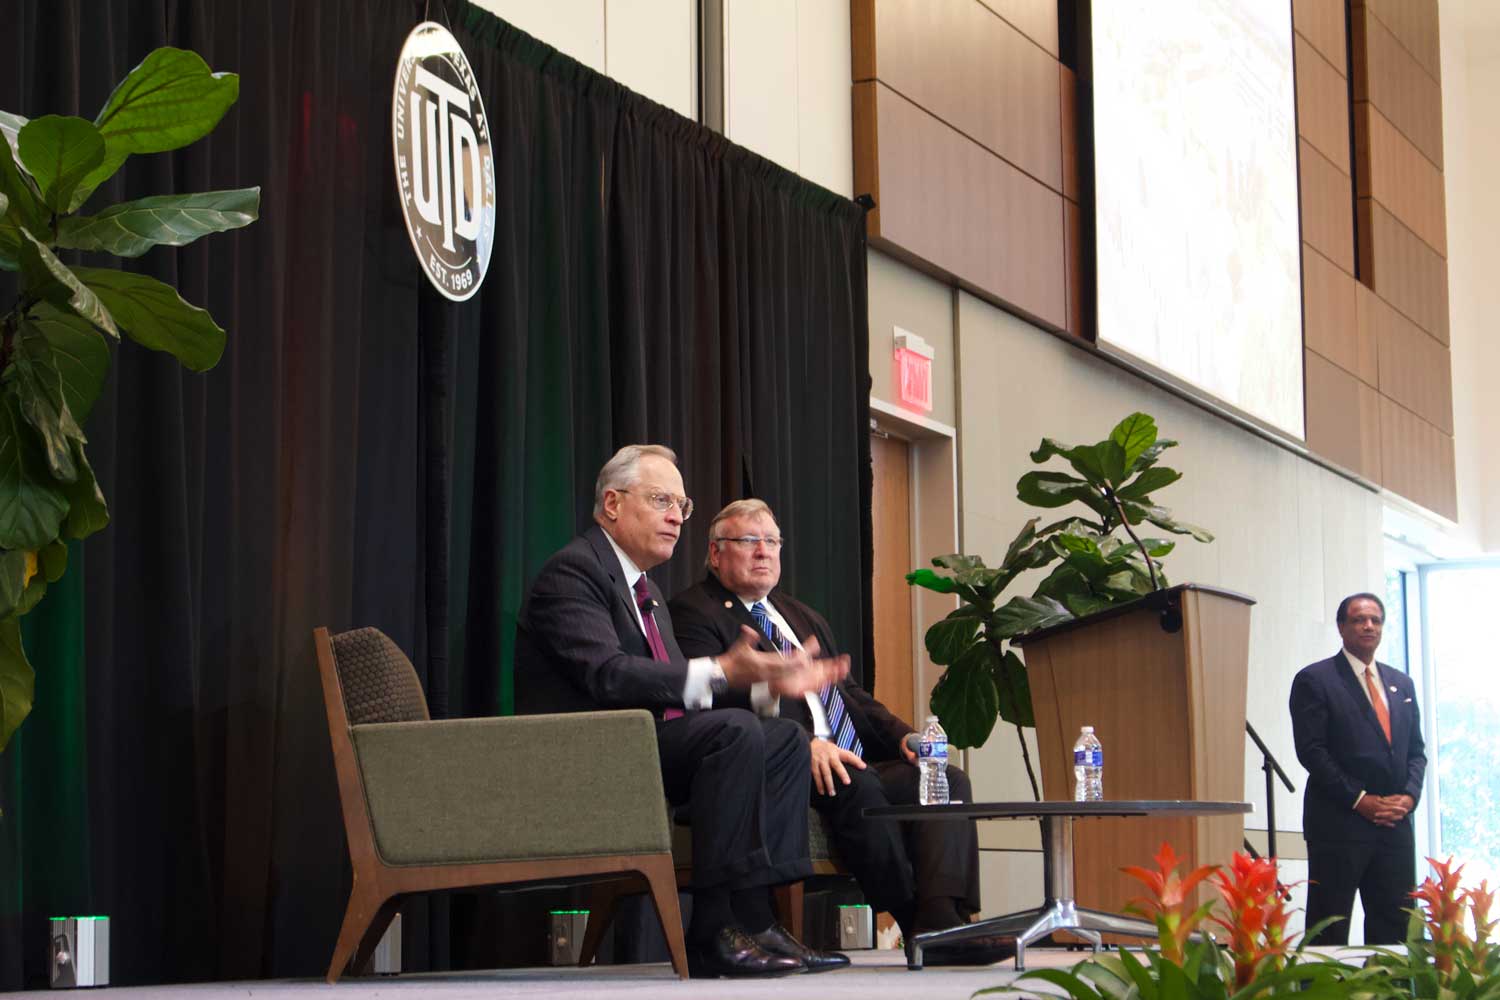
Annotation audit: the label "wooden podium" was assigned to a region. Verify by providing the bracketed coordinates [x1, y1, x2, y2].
[1012, 584, 1255, 915]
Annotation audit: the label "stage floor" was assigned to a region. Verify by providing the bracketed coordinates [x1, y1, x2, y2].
[20, 947, 1089, 998]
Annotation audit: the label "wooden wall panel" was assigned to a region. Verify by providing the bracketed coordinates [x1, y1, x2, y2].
[1295, 36, 1352, 173]
[1352, 6, 1443, 169]
[1365, 0, 1441, 83]
[1352, 284, 1380, 386]
[1371, 295, 1453, 433]
[1358, 199, 1450, 342]
[977, 0, 1058, 56]
[857, 80, 1067, 329]
[1354, 103, 1447, 255]
[1299, 140, 1355, 272]
[1303, 247, 1360, 376]
[1064, 198, 1081, 338]
[1294, 0, 1349, 75]
[1379, 396, 1457, 520]
[870, 0, 1061, 190]
[1305, 349, 1379, 480]
[1059, 64, 1078, 202]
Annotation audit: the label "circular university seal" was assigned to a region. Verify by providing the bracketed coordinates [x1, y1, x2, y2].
[392, 22, 496, 302]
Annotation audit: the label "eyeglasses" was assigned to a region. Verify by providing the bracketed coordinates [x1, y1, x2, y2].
[714, 535, 784, 551]
[617, 489, 694, 520]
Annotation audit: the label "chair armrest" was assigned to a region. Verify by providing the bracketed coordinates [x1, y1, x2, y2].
[351, 709, 670, 866]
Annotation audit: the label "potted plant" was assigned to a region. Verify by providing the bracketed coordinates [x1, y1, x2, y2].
[0, 47, 259, 751]
[906, 412, 1213, 794]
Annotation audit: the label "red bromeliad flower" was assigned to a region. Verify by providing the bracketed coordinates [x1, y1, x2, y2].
[1463, 879, 1495, 975]
[1122, 842, 1219, 965]
[1209, 852, 1300, 989]
[1412, 857, 1468, 981]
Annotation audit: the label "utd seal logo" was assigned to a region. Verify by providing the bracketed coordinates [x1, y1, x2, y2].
[392, 22, 495, 302]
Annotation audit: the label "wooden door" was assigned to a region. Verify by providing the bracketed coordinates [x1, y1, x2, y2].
[870, 433, 914, 728]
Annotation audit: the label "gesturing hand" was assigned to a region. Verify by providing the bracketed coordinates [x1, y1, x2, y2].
[810, 737, 865, 796]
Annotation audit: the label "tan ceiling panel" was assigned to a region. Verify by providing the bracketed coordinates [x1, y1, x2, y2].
[1354, 102, 1446, 256]
[1358, 198, 1450, 343]
[1299, 139, 1355, 273]
[1365, 0, 1440, 83]
[857, 80, 1066, 329]
[977, 0, 1058, 56]
[1370, 293, 1454, 433]
[1303, 246, 1359, 376]
[1060, 63, 1078, 202]
[1379, 395, 1456, 520]
[1293, 0, 1348, 76]
[1351, 6, 1443, 169]
[870, 0, 1062, 191]
[1305, 349, 1377, 480]
[1295, 35, 1351, 173]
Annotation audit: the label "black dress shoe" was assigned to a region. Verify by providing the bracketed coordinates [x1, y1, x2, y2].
[687, 926, 803, 979]
[750, 922, 851, 973]
[921, 933, 1017, 967]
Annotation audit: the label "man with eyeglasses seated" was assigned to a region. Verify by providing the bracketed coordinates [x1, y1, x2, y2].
[515, 445, 852, 978]
[670, 498, 1012, 967]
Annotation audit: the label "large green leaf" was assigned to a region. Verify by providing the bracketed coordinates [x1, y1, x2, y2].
[1031, 436, 1113, 485]
[905, 568, 958, 594]
[21, 304, 111, 424]
[6, 353, 83, 482]
[1110, 412, 1159, 470]
[0, 616, 34, 752]
[1123, 502, 1215, 543]
[0, 550, 29, 620]
[1115, 465, 1182, 502]
[924, 614, 980, 666]
[0, 393, 70, 550]
[993, 649, 1034, 728]
[59, 441, 109, 540]
[929, 647, 999, 749]
[990, 594, 1073, 639]
[0, 122, 47, 268]
[17, 231, 120, 338]
[74, 266, 225, 370]
[94, 48, 239, 155]
[16, 115, 105, 213]
[40, 538, 67, 584]
[1016, 470, 1109, 519]
[56, 187, 260, 258]
[1135, 438, 1179, 472]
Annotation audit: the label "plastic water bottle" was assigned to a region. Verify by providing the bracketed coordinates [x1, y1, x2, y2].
[1073, 726, 1103, 801]
[917, 715, 950, 805]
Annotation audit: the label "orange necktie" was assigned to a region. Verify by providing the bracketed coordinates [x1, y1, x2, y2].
[1365, 666, 1391, 744]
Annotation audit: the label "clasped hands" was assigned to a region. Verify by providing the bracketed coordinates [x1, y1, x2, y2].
[1355, 792, 1414, 827]
[718, 625, 848, 697]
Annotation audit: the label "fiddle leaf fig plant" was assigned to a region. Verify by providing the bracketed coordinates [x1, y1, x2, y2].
[908, 413, 1212, 796]
[0, 47, 259, 752]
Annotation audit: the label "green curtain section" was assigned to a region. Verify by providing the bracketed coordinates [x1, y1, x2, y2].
[1, 541, 91, 933]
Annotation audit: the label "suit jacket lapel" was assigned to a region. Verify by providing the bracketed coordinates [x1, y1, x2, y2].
[1332, 651, 1390, 746]
[587, 524, 645, 638]
[705, 573, 780, 653]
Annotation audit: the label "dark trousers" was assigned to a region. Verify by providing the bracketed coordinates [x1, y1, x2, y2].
[655, 709, 813, 890]
[1305, 838, 1417, 944]
[810, 758, 981, 917]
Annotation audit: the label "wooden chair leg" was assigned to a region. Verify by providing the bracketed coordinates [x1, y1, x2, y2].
[349, 896, 402, 976]
[773, 881, 805, 941]
[578, 877, 636, 967]
[640, 856, 689, 979]
[326, 880, 388, 984]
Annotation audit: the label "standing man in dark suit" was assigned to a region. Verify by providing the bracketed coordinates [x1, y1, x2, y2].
[671, 499, 1008, 965]
[1290, 592, 1427, 944]
[515, 445, 850, 978]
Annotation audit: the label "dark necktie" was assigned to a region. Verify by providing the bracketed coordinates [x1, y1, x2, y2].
[634, 577, 682, 720]
[750, 600, 862, 757]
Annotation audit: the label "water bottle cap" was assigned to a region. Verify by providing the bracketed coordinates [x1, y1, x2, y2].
[1080, 726, 1094, 733]
[925, 715, 938, 722]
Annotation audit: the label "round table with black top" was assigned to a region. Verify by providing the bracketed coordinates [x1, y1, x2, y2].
[864, 799, 1253, 970]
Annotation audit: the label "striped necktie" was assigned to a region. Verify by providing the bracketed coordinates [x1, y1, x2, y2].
[750, 600, 863, 758]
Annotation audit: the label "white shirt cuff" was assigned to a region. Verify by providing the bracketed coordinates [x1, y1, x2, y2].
[750, 682, 777, 715]
[682, 656, 717, 709]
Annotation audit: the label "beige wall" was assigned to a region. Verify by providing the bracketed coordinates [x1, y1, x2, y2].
[468, 0, 697, 120]
[724, 0, 853, 197]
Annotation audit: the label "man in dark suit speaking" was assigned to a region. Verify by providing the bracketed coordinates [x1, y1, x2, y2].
[514, 445, 849, 978]
[671, 499, 1006, 966]
[1290, 592, 1427, 944]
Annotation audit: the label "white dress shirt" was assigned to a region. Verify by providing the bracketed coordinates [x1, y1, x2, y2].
[745, 594, 831, 738]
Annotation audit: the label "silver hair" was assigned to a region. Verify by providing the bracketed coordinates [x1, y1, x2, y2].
[704, 498, 777, 569]
[593, 444, 679, 519]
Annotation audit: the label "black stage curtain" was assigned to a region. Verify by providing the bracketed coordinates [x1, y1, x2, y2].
[0, 0, 870, 988]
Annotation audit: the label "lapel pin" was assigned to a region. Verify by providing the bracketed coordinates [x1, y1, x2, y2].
[1389, 685, 1397, 692]
[724, 600, 733, 609]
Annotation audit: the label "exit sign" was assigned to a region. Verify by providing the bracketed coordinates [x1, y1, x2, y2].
[894, 327, 933, 413]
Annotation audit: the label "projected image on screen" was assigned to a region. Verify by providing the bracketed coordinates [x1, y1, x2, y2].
[1092, 0, 1304, 439]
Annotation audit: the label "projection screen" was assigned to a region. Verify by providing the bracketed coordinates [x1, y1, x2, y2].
[1091, 0, 1304, 439]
